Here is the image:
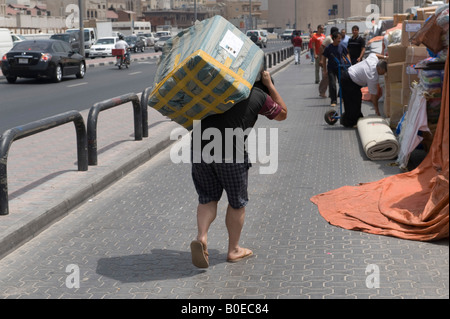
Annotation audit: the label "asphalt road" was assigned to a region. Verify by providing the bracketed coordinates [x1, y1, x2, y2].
[0, 59, 159, 133]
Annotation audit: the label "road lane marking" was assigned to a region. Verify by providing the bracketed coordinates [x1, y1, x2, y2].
[129, 71, 142, 75]
[67, 82, 88, 88]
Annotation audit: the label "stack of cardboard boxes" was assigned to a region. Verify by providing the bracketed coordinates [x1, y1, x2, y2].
[384, 20, 429, 129]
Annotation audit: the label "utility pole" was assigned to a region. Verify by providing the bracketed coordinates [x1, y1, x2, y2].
[79, 0, 84, 57]
[249, 0, 252, 30]
[294, 0, 297, 29]
[194, 0, 197, 21]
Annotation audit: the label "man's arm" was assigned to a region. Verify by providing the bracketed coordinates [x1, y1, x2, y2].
[370, 94, 380, 116]
[358, 47, 366, 62]
[261, 71, 287, 121]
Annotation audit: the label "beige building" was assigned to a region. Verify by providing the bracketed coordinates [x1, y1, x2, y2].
[268, 0, 425, 33]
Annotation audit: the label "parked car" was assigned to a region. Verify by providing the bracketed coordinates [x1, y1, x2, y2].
[140, 32, 156, 46]
[281, 29, 295, 40]
[125, 35, 145, 52]
[246, 30, 268, 48]
[154, 36, 171, 52]
[1, 39, 86, 83]
[89, 37, 118, 58]
[50, 33, 80, 53]
[155, 31, 171, 39]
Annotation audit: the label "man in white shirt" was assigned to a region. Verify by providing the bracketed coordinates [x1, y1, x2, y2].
[340, 53, 387, 127]
[114, 34, 129, 65]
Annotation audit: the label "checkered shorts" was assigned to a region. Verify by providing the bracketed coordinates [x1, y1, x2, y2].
[192, 162, 251, 209]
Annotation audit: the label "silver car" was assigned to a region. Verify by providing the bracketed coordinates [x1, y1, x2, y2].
[154, 36, 171, 52]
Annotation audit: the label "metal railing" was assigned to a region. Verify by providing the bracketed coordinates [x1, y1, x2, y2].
[0, 110, 88, 216]
[87, 92, 143, 166]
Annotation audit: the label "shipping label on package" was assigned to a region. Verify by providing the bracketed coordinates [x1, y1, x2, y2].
[219, 30, 244, 58]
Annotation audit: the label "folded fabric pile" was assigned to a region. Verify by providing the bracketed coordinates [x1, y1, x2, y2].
[357, 116, 400, 160]
[148, 15, 265, 130]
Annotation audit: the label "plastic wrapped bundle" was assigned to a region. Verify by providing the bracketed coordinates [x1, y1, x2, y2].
[148, 15, 265, 130]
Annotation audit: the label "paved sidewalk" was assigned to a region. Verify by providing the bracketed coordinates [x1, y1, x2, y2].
[0, 50, 293, 259]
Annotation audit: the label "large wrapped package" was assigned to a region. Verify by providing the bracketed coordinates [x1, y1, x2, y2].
[148, 15, 265, 130]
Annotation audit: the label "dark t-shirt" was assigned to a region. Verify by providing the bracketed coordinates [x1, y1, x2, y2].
[347, 36, 365, 64]
[191, 87, 282, 163]
[323, 43, 348, 73]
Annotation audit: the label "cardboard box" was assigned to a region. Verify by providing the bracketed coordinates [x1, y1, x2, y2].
[387, 62, 404, 83]
[401, 20, 425, 47]
[394, 13, 414, 25]
[384, 94, 391, 117]
[148, 16, 264, 130]
[417, 6, 438, 20]
[401, 88, 412, 106]
[405, 45, 429, 64]
[402, 63, 420, 88]
[387, 43, 407, 63]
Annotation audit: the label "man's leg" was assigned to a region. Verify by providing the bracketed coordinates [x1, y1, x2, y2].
[315, 58, 320, 83]
[196, 201, 218, 246]
[225, 205, 253, 261]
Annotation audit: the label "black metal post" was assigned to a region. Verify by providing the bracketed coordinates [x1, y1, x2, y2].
[87, 93, 142, 166]
[0, 111, 88, 216]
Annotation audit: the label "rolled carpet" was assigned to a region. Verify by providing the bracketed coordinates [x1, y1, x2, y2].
[357, 116, 399, 160]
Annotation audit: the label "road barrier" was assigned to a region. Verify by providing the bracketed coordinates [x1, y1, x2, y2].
[87, 92, 143, 166]
[265, 46, 294, 69]
[0, 111, 88, 216]
[140, 86, 153, 138]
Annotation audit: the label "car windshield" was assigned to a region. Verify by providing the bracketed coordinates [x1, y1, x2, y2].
[125, 37, 136, 43]
[13, 41, 51, 51]
[156, 32, 169, 37]
[158, 36, 171, 42]
[51, 34, 70, 41]
[96, 38, 115, 45]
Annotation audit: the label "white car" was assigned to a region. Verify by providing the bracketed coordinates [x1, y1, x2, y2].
[246, 30, 268, 48]
[141, 32, 157, 46]
[89, 37, 119, 58]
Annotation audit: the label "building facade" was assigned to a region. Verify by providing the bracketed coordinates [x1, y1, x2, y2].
[268, 0, 425, 33]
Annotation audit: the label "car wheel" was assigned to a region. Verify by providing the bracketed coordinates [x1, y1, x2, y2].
[53, 64, 63, 83]
[6, 76, 17, 84]
[76, 62, 85, 79]
[141, 47, 144, 52]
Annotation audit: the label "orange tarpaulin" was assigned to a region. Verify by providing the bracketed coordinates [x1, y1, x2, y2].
[311, 50, 449, 241]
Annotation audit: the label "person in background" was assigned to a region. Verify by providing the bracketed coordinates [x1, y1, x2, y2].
[322, 31, 351, 108]
[311, 25, 326, 87]
[340, 29, 350, 48]
[308, 35, 315, 64]
[318, 26, 339, 99]
[347, 25, 366, 65]
[114, 34, 130, 65]
[292, 31, 303, 65]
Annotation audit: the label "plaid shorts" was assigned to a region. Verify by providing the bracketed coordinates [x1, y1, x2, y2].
[192, 162, 251, 209]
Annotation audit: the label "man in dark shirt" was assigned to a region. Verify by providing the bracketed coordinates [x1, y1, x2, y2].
[347, 25, 366, 65]
[190, 70, 287, 268]
[322, 31, 350, 107]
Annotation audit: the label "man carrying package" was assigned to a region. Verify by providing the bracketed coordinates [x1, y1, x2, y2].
[190, 70, 287, 268]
